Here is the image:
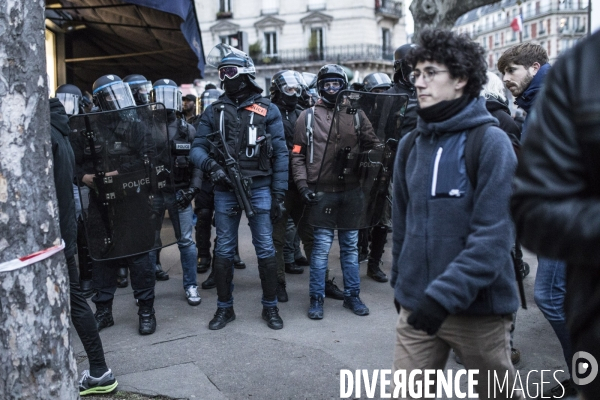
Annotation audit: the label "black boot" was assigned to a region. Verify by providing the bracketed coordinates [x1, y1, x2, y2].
[367, 259, 388, 283]
[197, 254, 211, 274]
[155, 263, 169, 281]
[138, 299, 156, 335]
[116, 267, 128, 288]
[94, 302, 114, 332]
[294, 256, 310, 267]
[208, 307, 236, 330]
[277, 280, 289, 302]
[201, 262, 216, 289]
[262, 307, 283, 330]
[325, 277, 344, 300]
[285, 262, 304, 274]
[233, 250, 246, 269]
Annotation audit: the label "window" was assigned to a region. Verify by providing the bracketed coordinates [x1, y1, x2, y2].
[382, 28, 391, 56]
[494, 32, 499, 46]
[512, 29, 517, 41]
[539, 21, 546, 35]
[482, 37, 487, 49]
[532, 22, 537, 38]
[524, 24, 530, 38]
[560, 17, 569, 32]
[501, 32, 504, 46]
[489, 36, 493, 49]
[526, 3, 532, 18]
[574, 16, 583, 32]
[219, 0, 231, 12]
[264, 32, 277, 56]
[548, 18, 551, 34]
[309, 28, 324, 60]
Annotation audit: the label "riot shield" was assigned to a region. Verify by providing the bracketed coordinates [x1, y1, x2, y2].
[69, 104, 179, 260]
[307, 90, 408, 230]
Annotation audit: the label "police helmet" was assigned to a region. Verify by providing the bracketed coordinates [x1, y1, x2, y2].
[316, 64, 348, 105]
[92, 74, 136, 111]
[270, 70, 305, 98]
[206, 43, 256, 80]
[363, 73, 392, 93]
[200, 89, 223, 113]
[151, 79, 182, 112]
[55, 84, 82, 115]
[123, 74, 152, 106]
[393, 44, 417, 86]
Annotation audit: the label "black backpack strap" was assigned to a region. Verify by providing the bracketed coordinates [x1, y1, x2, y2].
[464, 122, 496, 189]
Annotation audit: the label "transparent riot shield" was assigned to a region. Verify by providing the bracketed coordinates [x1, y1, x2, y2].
[69, 104, 179, 260]
[307, 90, 408, 230]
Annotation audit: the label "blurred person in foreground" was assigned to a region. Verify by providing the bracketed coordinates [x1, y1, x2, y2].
[511, 31, 600, 400]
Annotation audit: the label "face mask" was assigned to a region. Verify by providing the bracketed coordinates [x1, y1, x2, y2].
[280, 93, 298, 110]
[223, 75, 247, 96]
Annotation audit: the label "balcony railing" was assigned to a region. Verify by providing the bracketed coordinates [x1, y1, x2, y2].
[216, 11, 233, 19]
[252, 44, 395, 65]
[376, 0, 403, 19]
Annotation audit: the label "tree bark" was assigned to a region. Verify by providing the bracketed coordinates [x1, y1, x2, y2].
[410, 0, 501, 41]
[0, 1, 77, 399]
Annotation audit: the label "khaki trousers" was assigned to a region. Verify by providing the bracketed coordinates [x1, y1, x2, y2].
[393, 307, 521, 399]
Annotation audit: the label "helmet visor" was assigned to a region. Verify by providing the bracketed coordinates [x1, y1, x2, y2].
[128, 80, 152, 105]
[94, 82, 136, 111]
[274, 71, 304, 97]
[152, 86, 182, 111]
[207, 43, 255, 72]
[56, 92, 80, 115]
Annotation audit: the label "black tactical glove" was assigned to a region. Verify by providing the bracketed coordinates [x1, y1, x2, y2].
[299, 187, 319, 206]
[406, 296, 449, 335]
[176, 187, 199, 210]
[209, 163, 232, 187]
[270, 194, 286, 224]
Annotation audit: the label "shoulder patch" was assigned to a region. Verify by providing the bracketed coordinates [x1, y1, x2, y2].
[245, 104, 267, 117]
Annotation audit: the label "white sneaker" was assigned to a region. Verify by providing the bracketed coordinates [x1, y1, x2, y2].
[185, 285, 202, 306]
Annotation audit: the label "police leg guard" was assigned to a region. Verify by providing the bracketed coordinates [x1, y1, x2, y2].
[213, 257, 234, 304]
[258, 256, 279, 304]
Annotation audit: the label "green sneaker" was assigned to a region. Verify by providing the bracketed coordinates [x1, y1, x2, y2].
[79, 369, 118, 396]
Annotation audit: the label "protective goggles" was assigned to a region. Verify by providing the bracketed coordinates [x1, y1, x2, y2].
[218, 65, 255, 81]
[318, 79, 344, 92]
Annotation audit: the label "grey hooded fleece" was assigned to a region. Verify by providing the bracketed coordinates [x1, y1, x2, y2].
[390, 97, 519, 316]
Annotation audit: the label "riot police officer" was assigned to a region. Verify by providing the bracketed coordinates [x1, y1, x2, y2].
[190, 43, 288, 330]
[388, 44, 418, 136]
[74, 74, 158, 335]
[147, 78, 202, 306]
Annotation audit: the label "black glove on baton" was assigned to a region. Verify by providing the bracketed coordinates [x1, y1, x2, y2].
[299, 187, 319, 206]
[407, 296, 449, 335]
[175, 187, 199, 210]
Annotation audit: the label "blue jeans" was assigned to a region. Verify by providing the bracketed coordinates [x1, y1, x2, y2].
[534, 257, 572, 375]
[310, 228, 360, 298]
[214, 186, 276, 308]
[148, 191, 197, 290]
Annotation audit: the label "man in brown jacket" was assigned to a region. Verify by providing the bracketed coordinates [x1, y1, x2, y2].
[291, 64, 381, 320]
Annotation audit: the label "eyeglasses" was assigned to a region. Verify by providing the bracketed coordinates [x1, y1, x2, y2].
[219, 66, 241, 81]
[409, 69, 449, 85]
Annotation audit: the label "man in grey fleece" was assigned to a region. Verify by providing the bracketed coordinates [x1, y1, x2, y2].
[390, 29, 520, 398]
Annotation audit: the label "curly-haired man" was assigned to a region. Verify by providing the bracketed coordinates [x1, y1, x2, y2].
[390, 29, 521, 398]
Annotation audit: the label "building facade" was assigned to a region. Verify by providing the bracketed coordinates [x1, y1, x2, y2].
[454, 0, 589, 72]
[195, 0, 408, 91]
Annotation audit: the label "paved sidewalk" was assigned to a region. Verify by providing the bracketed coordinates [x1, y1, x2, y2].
[73, 219, 569, 399]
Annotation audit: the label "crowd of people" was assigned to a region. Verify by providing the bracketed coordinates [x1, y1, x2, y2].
[48, 28, 600, 398]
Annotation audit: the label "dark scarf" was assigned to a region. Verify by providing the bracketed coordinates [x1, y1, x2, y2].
[416, 95, 472, 123]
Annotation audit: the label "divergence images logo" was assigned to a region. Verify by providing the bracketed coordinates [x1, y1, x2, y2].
[572, 351, 598, 386]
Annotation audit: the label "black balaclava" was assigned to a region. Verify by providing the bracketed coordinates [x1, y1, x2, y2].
[275, 92, 298, 111]
[223, 75, 252, 101]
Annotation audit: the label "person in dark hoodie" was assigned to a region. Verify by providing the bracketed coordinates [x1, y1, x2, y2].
[498, 43, 576, 398]
[49, 98, 117, 396]
[190, 43, 288, 331]
[391, 30, 519, 397]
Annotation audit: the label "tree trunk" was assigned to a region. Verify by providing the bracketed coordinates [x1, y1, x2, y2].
[410, 0, 501, 41]
[0, 1, 78, 399]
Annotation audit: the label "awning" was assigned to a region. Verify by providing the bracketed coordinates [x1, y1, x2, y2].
[45, 0, 205, 91]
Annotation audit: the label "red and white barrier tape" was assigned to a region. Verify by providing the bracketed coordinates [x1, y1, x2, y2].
[0, 240, 65, 273]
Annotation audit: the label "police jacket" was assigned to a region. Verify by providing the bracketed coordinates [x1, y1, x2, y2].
[71, 114, 155, 186]
[391, 97, 519, 316]
[190, 92, 288, 197]
[161, 112, 202, 191]
[50, 98, 77, 259]
[511, 32, 600, 340]
[291, 99, 381, 193]
[386, 82, 418, 137]
[275, 103, 302, 183]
